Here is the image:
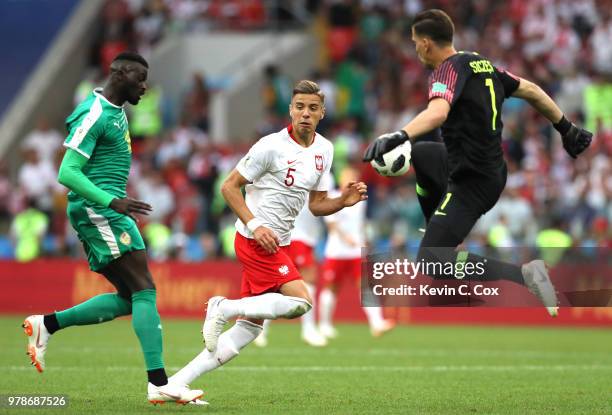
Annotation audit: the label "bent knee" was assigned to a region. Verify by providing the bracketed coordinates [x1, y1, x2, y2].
[117, 288, 133, 303]
[130, 278, 155, 292]
[137, 275, 156, 291]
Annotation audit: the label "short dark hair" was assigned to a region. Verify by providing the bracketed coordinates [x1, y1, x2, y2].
[112, 51, 149, 68]
[412, 9, 454, 45]
[292, 80, 325, 103]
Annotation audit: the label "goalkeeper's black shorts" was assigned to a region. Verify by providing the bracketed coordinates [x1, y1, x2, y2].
[427, 165, 507, 246]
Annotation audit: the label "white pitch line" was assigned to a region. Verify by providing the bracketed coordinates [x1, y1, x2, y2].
[5, 364, 612, 373]
[250, 348, 612, 359]
[41, 346, 612, 359]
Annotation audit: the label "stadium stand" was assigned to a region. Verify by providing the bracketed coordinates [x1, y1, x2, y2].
[0, 0, 80, 117]
[0, 0, 609, 262]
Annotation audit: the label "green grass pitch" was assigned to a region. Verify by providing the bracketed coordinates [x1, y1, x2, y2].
[1, 315, 610, 414]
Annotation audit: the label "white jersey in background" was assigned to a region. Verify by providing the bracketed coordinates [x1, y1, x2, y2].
[324, 190, 366, 259]
[235, 126, 334, 246]
[291, 201, 322, 247]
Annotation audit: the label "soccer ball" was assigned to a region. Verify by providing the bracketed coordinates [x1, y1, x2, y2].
[370, 141, 412, 176]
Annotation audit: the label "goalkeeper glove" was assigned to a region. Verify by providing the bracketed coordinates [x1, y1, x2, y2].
[553, 116, 592, 159]
[363, 130, 410, 163]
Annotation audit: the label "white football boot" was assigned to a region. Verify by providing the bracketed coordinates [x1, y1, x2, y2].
[319, 324, 339, 339]
[147, 382, 204, 405]
[370, 319, 396, 338]
[22, 315, 50, 373]
[301, 328, 328, 347]
[521, 260, 559, 317]
[202, 296, 228, 352]
[253, 331, 268, 347]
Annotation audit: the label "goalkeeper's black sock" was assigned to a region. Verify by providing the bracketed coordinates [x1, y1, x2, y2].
[418, 223, 525, 285]
[147, 368, 168, 386]
[463, 252, 524, 284]
[418, 246, 525, 284]
[43, 313, 60, 334]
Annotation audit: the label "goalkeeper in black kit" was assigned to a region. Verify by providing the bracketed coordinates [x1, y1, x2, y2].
[363, 9, 592, 315]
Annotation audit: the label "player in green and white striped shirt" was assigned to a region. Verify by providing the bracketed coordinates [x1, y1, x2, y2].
[21, 52, 204, 405]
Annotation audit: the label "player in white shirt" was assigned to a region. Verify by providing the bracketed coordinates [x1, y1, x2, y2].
[254, 200, 327, 347]
[169, 80, 367, 393]
[319, 166, 395, 338]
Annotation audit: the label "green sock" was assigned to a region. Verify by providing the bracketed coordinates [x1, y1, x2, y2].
[131, 289, 164, 371]
[56, 293, 131, 329]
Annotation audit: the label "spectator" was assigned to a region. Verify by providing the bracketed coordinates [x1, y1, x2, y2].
[129, 82, 165, 148]
[21, 118, 63, 165]
[164, 0, 208, 32]
[334, 49, 370, 126]
[262, 64, 292, 120]
[536, 216, 573, 266]
[135, 161, 176, 224]
[521, 1, 557, 60]
[590, 8, 612, 75]
[182, 72, 211, 132]
[326, 0, 358, 62]
[97, 0, 133, 72]
[387, 182, 425, 246]
[5, 0, 612, 260]
[133, 0, 167, 54]
[73, 69, 104, 106]
[583, 75, 612, 133]
[548, 19, 581, 73]
[143, 221, 172, 260]
[554, 67, 590, 116]
[10, 199, 49, 262]
[331, 117, 362, 181]
[187, 141, 220, 233]
[312, 69, 338, 131]
[157, 115, 207, 167]
[17, 148, 58, 216]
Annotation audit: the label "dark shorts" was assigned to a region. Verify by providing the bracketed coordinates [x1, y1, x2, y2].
[428, 167, 507, 244]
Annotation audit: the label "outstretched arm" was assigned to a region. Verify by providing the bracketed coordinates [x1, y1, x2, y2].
[363, 99, 449, 162]
[512, 77, 592, 158]
[511, 78, 563, 124]
[364, 57, 465, 163]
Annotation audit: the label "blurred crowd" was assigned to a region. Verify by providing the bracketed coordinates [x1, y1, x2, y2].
[0, 0, 610, 262]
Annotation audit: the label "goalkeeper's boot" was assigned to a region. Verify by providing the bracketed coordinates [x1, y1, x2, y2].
[147, 382, 205, 405]
[521, 260, 559, 317]
[22, 315, 50, 373]
[202, 296, 228, 352]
